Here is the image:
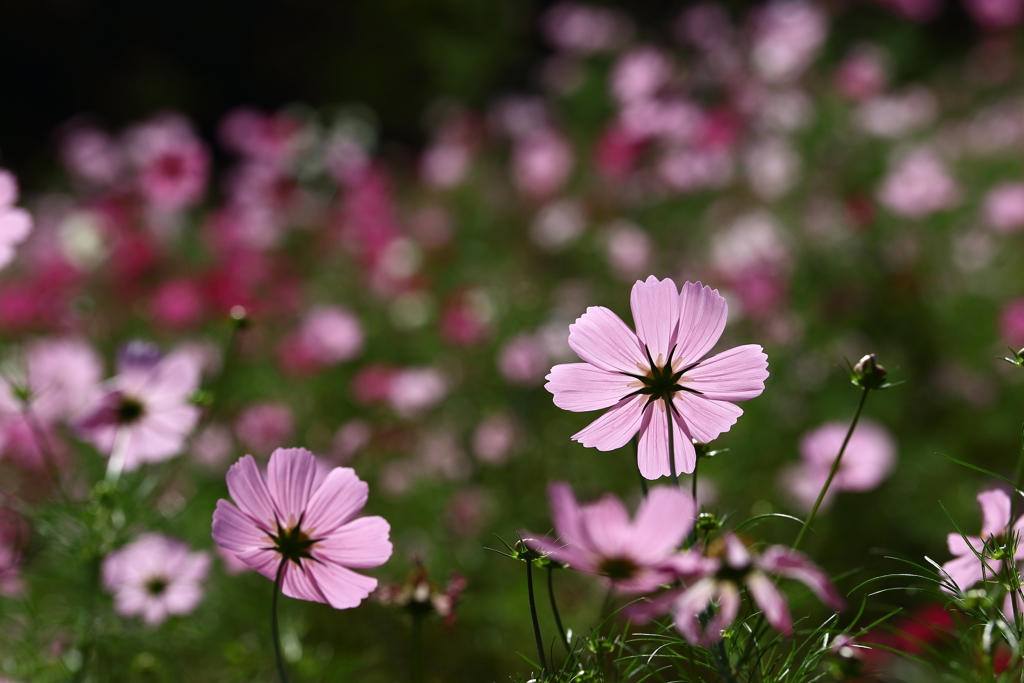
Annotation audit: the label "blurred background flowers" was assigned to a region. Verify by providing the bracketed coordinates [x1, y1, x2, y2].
[2, 0, 1024, 680]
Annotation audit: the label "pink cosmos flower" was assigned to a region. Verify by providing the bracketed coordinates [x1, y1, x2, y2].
[234, 402, 294, 455]
[498, 333, 549, 386]
[779, 419, 897, 512]
[102, 533, 211, 626]
[0, 337, 103, 425]
[631, 534, 844, 646]
[280, 306, 364, 374]
[0, 170, 33, 271]
[387, 368, 448, 417]
[76, 342, 202, 472]
[965, 0, 1024, 28]
[877, 149, 960, 219]
[524, 482, 697, 593]
[125, 114, 210, 211]
[512, 131, 574, 200]
[546, 277, 769, 479]
[1000, 299, 1024, 347]
[984, 183, 1024, 233]
[211, 447, 392, 609]
[472, 413, 517, 466]
[941, 490, 1024, 593]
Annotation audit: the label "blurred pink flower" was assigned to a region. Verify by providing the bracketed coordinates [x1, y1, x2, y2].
[445, 487, 494, 538]
[190, 424, 234, 470]
[440, 293, 492, 346]
[151, 279, 206, 329]
[1000, 298, 1024, 347]
[750, 0, 827, 84]
[102, 533, 211, 626]
[472, 413, 517, 465]
[512, 131, 574, 199]
[547, 277, 769, 478]
[877, 149, 960, 218]
[219, 108, 305, 164]
[59, 123, 124, 187]
[126, 114, 210, 211]
[351, 364, 399, 404]
[211, 447, 392, 608]
[610, 47, 673, 105]
[7, 337, 103, 425]
[498, 333, 549, 386]
[421, 143, 471, 189]
[234, 402, 294, 455]
[604, 221, 653, 282]
[281, 306, 364, 374]
[524, 482, 697, 593]
[541, 2, 632, 54]
[835, 45, 889, 101]
[941, 490, 1024, 593]
[875, 0, 942, 22]
[964, 0, 1024, 27]
[77, 342, 202, 472]
[631, 534, 843, 645]
[330, 420, 372, 464]
[984, 183, 1024, 233]
[594, 126, 642, 181]
[854, 87, 937, 139]
[387, 368, 448, 417]
[0, 169, 33, 271]
[779, 419, 897, 511]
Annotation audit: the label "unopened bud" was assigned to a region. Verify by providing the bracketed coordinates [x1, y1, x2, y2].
[851, 354, 889, 390]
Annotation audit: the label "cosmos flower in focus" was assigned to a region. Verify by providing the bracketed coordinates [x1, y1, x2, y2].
[523, 482, 698, 593]
[545, 276, 768, 478]
[102, 533, 211, 626]
[211, 447, 392, 609]
[76, 342, 202, 472]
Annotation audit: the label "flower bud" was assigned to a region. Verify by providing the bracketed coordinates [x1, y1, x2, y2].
[851, 354, 889, 390]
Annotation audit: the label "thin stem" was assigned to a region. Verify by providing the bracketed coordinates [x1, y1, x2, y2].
[272, 558, 290, 683]
[792, 387, 869, 552]
[547, 565, 570, 653]
[526, 558, 548, 676]
[667, 403, 679, 489]
[411, 613, 423, 683]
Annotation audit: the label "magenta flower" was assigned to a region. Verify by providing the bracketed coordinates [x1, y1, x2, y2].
[211, 447, 392, 609]
[102, 533, 211, 626]
[631, 534, 844, 646]
[76, 342, 202, 472]
[523, 481, 697, 593]
[942, 489, 1024, 593]
[546, 277, 768, 479]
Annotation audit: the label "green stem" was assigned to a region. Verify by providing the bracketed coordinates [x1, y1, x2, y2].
[792, 387, 869, 552]
[526, 558, 548, 676]
[412, 613, 423, 683]
[272, 559, 290, 683]
[547, 565, 570, 653]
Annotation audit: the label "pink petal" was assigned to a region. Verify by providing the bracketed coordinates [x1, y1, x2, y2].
[978, 489, 1011, 538]
[548, 482, 585, 550]
[746, 570, 792, 635]
[521, 532, 592, 571]
[236, 547, 282, 582]
[672, 577, 716, 645]
[306, 561, 378, 610]
[281, 560, 329, 603]
[225, 455, 276, 526]
[636, 401, 694, 479]
[673, 392, 743, 444]
[0, 208, 32, 245]
[302, 467, 369, 537]
[629, 276, 680, 363]
[163, 582, 204, 616]
[683, 345, 769, 401]
[623, 587, 685, 624]
[630, 486, 695, 561]
[567, 306, 645, 373]
[941, 553, 987, 593]
[571, 395, 645, 451]
[578, 495, 632, 559]
[546, 363, 636, 412]
[314, 516, 392, 569]
[947, 533, 983, 557]
[212, 499, 271, 551]
[757, 546, 845, 610]
[724, 534, 751, 569]
[266, 447, 319, 528]
[674, 282, 727, 366]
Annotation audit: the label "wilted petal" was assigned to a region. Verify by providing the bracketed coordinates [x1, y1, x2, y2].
[674, 282, 728, 366]
[630, 276, 680, 363]
[303, 467, 369, 536]
[979, 490, 1011, 538]
[746, 570, 791, 635]
[546, 363, 636, 412]
[567, 306, 645, 373]
[571, 395, 645, 451]
[758, 546, 845, 610]
[684, 345, 769, 401]
[267, 447, 319, 528]
[314, 517, 392, 569]
[225, 455, 276, 526]
[631, 486, 696, 561]
[673, 392, 743, 443]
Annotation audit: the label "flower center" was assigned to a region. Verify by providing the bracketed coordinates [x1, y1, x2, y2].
[598, 556, 640, 581]
[116, 395, 146, 424]
[270, 519, 319, 565]
[145, 576, 169, 596]
[621, 345, 703, 407]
